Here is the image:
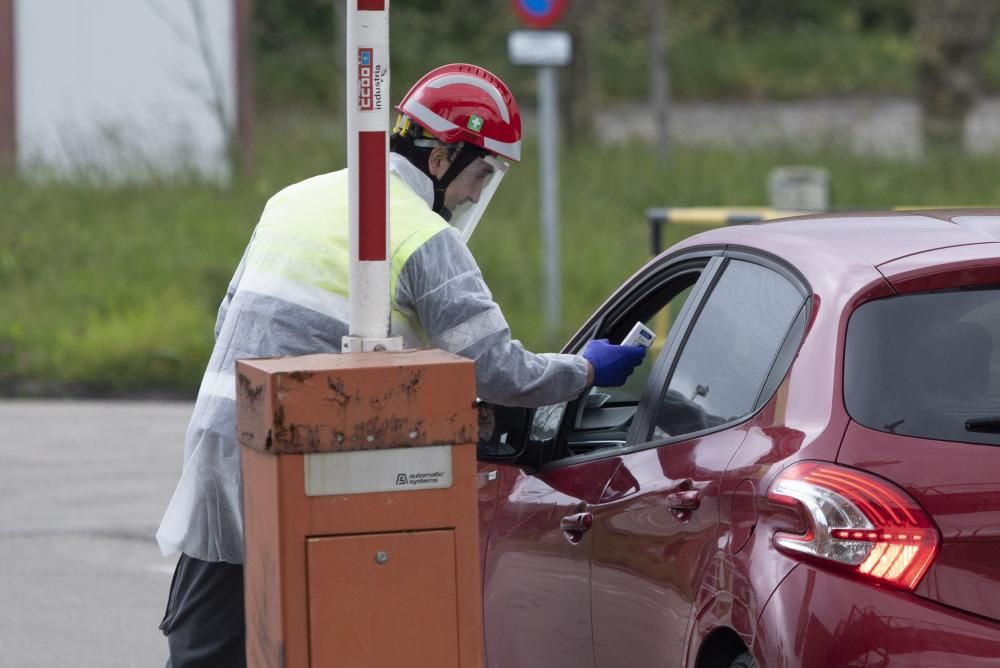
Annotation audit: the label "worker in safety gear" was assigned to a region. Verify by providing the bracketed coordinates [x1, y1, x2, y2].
[156, 63, 645, 667]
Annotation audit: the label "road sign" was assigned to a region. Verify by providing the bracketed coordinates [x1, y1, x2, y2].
[507, 30, 572, 67]
[511, 0, 568, 29]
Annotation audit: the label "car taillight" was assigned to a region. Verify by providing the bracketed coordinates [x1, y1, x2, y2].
[766, 461, 939, 591]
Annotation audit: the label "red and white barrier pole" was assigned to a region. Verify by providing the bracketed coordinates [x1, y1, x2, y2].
[343, 0, 401, 352]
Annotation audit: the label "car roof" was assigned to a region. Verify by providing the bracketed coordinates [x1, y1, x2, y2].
[672, 209, 1000, 271]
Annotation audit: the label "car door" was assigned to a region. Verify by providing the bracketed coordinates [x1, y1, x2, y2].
[482, 253, 717, 668]
[482, 458, 618, 668]
[588, 257, 808, 668]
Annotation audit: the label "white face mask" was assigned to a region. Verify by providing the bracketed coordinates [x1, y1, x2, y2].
[444, 155, 509, 243]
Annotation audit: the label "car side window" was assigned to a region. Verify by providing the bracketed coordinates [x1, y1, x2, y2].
[529, 271, 700, 457]
[651, 259, 804, 441]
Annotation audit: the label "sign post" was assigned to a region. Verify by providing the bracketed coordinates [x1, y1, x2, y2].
[508, 0, 571, 341]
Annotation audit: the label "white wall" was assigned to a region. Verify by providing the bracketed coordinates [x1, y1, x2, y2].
[15, 0, 236, 181]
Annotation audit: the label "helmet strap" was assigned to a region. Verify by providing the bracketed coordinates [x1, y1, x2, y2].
[432, 143, 487, 218]
[433, 185, 450, 219]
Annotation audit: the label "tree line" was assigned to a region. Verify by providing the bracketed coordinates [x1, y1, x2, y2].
[253, 0, 1000, 152]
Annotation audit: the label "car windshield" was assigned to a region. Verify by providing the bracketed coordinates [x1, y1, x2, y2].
[844, 287, 1000, 446]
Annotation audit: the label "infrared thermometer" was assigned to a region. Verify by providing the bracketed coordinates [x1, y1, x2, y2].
[622, 321, 656, 348]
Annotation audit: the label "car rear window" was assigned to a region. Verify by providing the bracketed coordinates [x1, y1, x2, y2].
[844, 287, 1000, 446]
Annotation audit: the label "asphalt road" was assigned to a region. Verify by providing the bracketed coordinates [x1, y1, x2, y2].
[0, 400, 193, 667]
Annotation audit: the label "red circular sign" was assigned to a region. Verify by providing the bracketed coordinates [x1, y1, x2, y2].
[511, 0, 568, 28]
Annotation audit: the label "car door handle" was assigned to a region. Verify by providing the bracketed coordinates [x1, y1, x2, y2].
[665, 489, 701, 511]
[560, 512, 593, 544]
[560, 512, 593, 532]
[476, 470, 498, 490]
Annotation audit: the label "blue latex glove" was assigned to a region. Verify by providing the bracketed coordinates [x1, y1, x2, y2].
[582, 339, 646, 387]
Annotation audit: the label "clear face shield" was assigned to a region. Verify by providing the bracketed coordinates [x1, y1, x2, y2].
[443, 155, 509, 243]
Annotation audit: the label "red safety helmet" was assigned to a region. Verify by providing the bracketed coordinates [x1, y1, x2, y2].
[396, 63, 522, 163]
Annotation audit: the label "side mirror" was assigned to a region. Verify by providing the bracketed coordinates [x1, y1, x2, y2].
[476, 401, 530, 462]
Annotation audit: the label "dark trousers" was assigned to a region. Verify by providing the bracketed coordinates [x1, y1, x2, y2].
[161, 553, 246, 668]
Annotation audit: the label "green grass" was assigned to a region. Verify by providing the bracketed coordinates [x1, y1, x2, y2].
[478, 142, 1000, 348]
[4, 113, 1000, 396]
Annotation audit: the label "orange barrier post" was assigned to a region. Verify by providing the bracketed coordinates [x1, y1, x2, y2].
[236, 350, 482, 668]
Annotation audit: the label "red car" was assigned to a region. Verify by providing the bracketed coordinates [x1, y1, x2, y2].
[477, 210, 1000, 667]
